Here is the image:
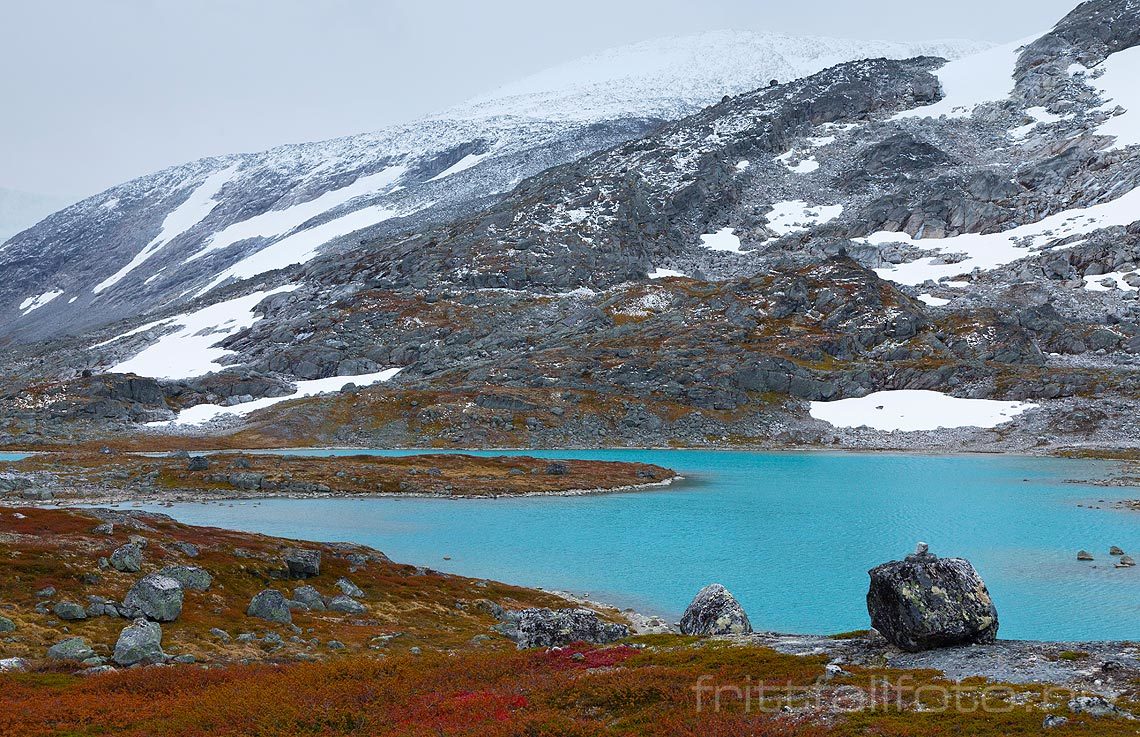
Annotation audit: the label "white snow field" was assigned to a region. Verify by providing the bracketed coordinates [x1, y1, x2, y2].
[156, 368, 403, 426]
[895, 37, 1034, 120]
[809, 390, 1037, 432]
[1088, 45, 1140, 150]
[107, 286, 297, 379]
[765, 201, 843, 238]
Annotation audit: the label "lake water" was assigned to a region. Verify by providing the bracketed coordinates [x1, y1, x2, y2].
[137, 449, 1140, 641]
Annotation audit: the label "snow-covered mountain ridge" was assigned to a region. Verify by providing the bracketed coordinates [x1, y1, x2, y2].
[0, 30, 987, 343]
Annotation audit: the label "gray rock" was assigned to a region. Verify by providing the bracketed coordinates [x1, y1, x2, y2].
[123, 573, 184, 622]
[158, 565, 212, 591]
[1077, 550, 1094, 561]
[209, 627, 232, 642]
[92, 522, 115, 535]
[1117, 555, 1136, 568]
[1043, 714, 1068, 729]
[170, 541, 200, 558]
[47, 637, 96, 661]
[504, 607, 630, 649]
[284, 548, 321, 579]
[53, 601, 87, 621]
[1110, 546, 1125, 556]
[36, 586, 56, 598]
[327, 640, 345, 650]
[113, 619, 165, 666]
[292, 585, 327, 611]
[867, 544, 998, 652]
[247, 590, 292, 623]
[678, 583, 752, 636]
[335, 577, 365, 598]
[109, 543, 143, 573]
[187, 456, 210, 471]
[1068, 695, 1122, 718]
[0, 615, 15, 633]
[326, 595, 366, 614]
[0, 657, 29, 672]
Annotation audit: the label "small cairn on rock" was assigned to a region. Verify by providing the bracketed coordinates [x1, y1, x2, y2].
[679, 584, 752, 636]
[867, 542, 998, 652]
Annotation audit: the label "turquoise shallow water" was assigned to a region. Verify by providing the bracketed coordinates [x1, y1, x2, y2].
[138, 449, 1140, 641]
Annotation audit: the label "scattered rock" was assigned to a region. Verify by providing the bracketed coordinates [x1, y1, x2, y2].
[678, 583, 752, 636]
[36, 586, 56, 598]
[1068, 695, 1123, 718]
[123, 573, 184, 622]
[158, 565, 212, 592]
[209, 627, 232, 642]
[1117, 555, 1136, 568]
[0, 615, 15, 633]
[113, 619, 166, 666]
[92, 522, 115, 535]
[326, 595, 366, 614]
[327, 640, 345, 650]
[1077, 550, 1094, 561]
[0, 657, 29, 672]
[503, 608, 630, 649]
[170, 541, 200, 558]
[866, 543, 998, 652]
[53, 601, 87, 621]
[1110, 546, 1125, 556]
[1042, 714, 1069, 729]
[292, 585, 327, 611]
[335, 577, 365, 598]
[247, 590, 292, 624]
[47, 637, 96, 661]
[545, 462, 569, 476]
[109, 543, 143, 573]
[187, 456, 210, 471]
[284, 548, 321, 579]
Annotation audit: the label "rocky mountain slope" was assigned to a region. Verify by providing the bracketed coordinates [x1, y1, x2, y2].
[0, 34, 984, 345]
[3, 0, 1140, 453]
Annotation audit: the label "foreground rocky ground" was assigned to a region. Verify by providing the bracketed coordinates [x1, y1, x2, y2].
[2, 508, 1140, 736]
[0, 451, 677, 504]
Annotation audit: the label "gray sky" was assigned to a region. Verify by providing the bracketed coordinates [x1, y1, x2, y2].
[1, 0, 1076, 200]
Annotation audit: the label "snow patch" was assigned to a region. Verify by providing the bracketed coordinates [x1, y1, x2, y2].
[700, 227, 743, 253]
[868, 186, 1140, 286]
[107, 286, 297, 379]
[810, 390, 1036, 432]
[429, 152, 491, 181]
[895, 37, 1032, 120]
[1088, 45, 1140, 150]
[93, 165, 238, 294]
[1084, 271, 1139, 292]
[735, 160, 750, 171]
[188, 165, 407, 262]
[19, 289, 64, 315]
[155, 368, 403, 426]
[765, 200, 842, 238]
[649, 267, 686, 279]
[917, 293, 950, 307]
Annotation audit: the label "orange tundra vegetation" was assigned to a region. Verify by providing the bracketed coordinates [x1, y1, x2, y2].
[1, 509, 1136, 735]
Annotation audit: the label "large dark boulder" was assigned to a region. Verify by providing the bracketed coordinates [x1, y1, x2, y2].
[247, 589, 292, 624]
[500, 608, 630, 649]
[284, 548, 321, 579]
[123, 573, 184, 622]
[679, 584, 752, 635]
[867, 543, 998, 652]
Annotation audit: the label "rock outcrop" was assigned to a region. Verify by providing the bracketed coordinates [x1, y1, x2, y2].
[678, 583, 752, 636]
[284, 548, 321, 579]
[500, 607, 630, 649]
[247, 589, 292, 623]
[867, 543, 998, 652]
[109, 543, 142, 573]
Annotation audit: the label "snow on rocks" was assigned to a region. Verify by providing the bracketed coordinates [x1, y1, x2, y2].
[648, 267, 686, 279]
[809, 390, 1036, 432]
[1088, 45, 1140, 151]
[105, 285, 297, 379]
[867, 186, 1140, 286]
[92, 164, 239, 294]
[155, 368, 403, 426]
[1084, 271, 1139, 292]
[894, 37, 1030, 120]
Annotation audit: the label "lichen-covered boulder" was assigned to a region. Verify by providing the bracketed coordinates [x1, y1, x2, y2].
[113, 619, 165, 666]
[284, 548, 321, 579]
[158, 565, 212, 592]
[292, 585, 326, 611]
[335, 577, 365, 598]
[109, 543, 143, 573]
[247, 589, 292, 624]
[47, 637, 96, 661]
[123, 573, 184, 622]
[326, 595, 366, 614]
[53, 601, 87, 621]
[679, 584, 752, 636]
[867, 543, 998, 652]
[503, 608, 630, 649]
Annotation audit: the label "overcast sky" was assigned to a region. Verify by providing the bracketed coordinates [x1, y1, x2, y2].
[1, 0, 1075, 200]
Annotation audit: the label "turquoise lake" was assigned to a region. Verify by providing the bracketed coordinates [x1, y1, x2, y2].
[131, 449, 1140, 642]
